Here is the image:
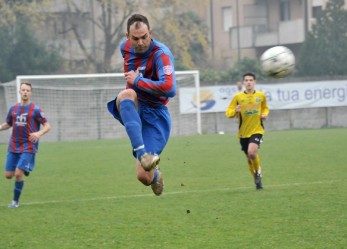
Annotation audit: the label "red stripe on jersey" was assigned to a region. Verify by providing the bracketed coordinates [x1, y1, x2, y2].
[137, 53, 173, 94]
[18, 106, 25, 153]
[26, 104, 35, 152]
[145, 50, 155, 79]
[133, 56, 142, 73]
[123, 41, 132, 73]
[156, 53, 174, 92]
[11, 104, 19, 152]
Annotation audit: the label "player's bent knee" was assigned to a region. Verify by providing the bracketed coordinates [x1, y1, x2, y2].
[118, 89, 137, 101]
[248, 152, 257, 160]
[5, 172, 14, 179]
[137, 173, 151, 186]
[14, 174, 23, 181]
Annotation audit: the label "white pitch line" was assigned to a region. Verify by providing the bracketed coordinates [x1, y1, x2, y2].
[0, 180, 339, 207]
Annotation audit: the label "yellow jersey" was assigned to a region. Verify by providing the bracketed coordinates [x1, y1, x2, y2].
[225, 90, 269, 138]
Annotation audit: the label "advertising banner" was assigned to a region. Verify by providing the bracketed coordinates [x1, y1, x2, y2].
[179, 80, 347, 114]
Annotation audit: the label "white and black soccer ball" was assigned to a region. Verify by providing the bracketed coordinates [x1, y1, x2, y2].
[260, 46, 295, 78]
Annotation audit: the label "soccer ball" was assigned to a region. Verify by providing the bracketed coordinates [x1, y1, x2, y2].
[260, 46, 295, 78]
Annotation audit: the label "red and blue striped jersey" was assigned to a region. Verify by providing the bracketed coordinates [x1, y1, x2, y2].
[120, 39, 176, 107]
[6, 103, 48, 153]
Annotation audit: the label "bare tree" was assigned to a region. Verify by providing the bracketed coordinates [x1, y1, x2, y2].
[64, 0, 137, 73]
[63, 0, 210, 72]
[148, 0, 210, 69]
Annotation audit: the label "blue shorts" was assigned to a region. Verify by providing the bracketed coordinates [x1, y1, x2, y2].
[5, 152, 36, 172]
[107, 98, 171, 157]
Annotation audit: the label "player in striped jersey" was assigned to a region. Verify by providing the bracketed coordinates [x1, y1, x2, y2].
[0, 82, 51, 208]
[107, 14, 176, 196]
[226, 73, 269, 190]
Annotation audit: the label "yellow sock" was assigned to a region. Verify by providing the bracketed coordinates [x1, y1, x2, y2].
[252, 154, 261, 173]
[248, 161, 255, 176]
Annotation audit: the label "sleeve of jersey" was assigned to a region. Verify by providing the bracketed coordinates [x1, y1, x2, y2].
[36, 108, 48, 124]
[261, 94, 270, 116]
[134, 53, 176, 97]
[225, 96, 238, 118]
[5, 106, 14, 126]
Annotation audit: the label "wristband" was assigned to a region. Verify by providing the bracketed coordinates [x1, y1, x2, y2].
[0, 125, 2, 130]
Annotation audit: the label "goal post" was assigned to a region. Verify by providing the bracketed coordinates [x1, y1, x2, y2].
[13, 71, 201, 142]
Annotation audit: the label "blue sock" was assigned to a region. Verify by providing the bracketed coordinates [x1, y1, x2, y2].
[119, 99, 145, 159]
[14, 180, 24, 202]
[151, 168, 159, 184]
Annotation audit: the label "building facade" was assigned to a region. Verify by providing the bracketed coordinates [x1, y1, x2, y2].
[207, 0, 347, 69]
[25, 0, 347, 71]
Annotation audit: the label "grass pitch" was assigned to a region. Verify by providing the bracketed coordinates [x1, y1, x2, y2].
[0, 128, 346, 249]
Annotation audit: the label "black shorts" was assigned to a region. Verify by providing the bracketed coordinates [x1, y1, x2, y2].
[240, 134, 263, 154]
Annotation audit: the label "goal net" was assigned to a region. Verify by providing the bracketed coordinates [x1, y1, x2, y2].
[0, 71, 201, 142]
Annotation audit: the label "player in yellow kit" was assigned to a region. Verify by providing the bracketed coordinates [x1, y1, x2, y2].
[226, 72, 269, 190]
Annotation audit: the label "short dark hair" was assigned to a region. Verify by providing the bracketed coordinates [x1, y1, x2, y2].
[127, 14, 150, 33]
[243, 72, 256, 80]
[20, 81, 32, 90]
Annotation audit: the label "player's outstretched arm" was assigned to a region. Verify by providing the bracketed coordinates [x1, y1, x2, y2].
[225, 97, 239, 118]
[134, 53, 176, 97]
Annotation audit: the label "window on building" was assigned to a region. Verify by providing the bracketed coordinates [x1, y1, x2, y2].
[222, 7, 232, 32]
[280, 0, 290, 21]
[312, 0, 323, 19]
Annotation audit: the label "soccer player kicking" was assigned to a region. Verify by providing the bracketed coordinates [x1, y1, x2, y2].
[107, 14, 176, 196]
[0, 82, 51, 208]
[225, 72, 269, 190]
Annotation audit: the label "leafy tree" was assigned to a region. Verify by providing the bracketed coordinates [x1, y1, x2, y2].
[150, 4, 210, 70]
[0, 0, 48, 26]
[227, 57, 264, 82]
[297, 0, 347, 76]
[0, 20, 62, 82]
[200, 57, 264, 84]
[0, 25, 13, 82]
[1, 0, 210, 74]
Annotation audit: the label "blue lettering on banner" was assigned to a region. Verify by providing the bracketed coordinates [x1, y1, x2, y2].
[179, 81, 347, 114]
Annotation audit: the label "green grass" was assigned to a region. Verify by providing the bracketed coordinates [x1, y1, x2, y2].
[0, 128, 346, 249]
